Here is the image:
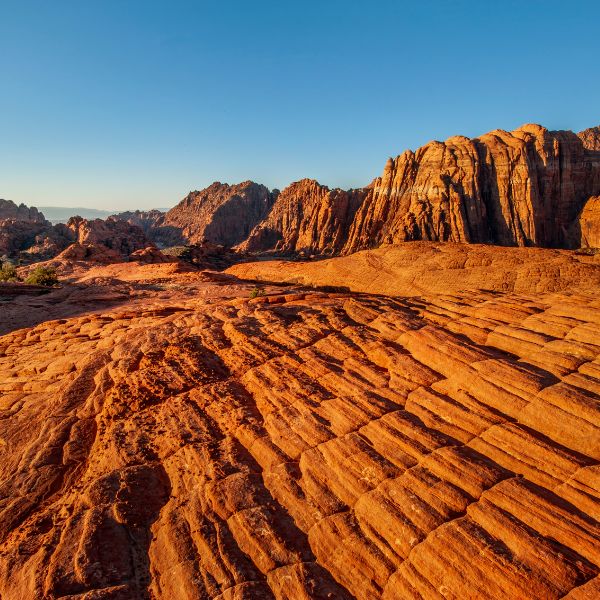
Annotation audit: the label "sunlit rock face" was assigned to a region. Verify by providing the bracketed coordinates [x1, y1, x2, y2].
[343, 124, 600, 252]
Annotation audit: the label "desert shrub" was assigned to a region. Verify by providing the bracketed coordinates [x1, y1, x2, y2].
[0, 262, 21, 282]
[249, 286, 265, 299]
[25, 266, 59, 287]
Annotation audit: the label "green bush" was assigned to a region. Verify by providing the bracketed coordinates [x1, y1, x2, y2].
[25, 266, 59, 287]
[249, 286, 265, 299]
[0, 262, 21, 282]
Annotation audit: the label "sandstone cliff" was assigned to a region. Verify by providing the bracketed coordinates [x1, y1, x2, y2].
[241, 179, 366, 254]
[160, 181, 277, 246]
[234, 124, 600, 255]
[568, 195, 600, 248]
[343, 124, 600, 252]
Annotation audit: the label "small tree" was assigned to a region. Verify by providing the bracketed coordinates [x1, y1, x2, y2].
[0, 262, 20, 282]
[25, 266, 59, 287]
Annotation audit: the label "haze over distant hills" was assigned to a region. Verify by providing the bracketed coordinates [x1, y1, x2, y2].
[38, 206, 171, 224]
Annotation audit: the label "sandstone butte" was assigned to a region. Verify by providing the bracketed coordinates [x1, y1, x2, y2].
[1, 242, 600, 600]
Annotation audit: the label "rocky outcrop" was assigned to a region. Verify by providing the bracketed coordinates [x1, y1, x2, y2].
[113, 209, 166, 234]
[578, 126, 600, 151]
[568, 196, 600, 248]
[0, 221, 73, 263]
[0, 199, 47, 224]
[241, 178, 366, 254]
[129, 246, 176, 264]
[66, 216, 151, 256]
[343, 124, 600, 252]
[0, 252, 599, 599]
[160, 181, 277, 247]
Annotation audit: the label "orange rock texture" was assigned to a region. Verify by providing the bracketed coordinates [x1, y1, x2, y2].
[241, 179, 366, 255]
[228, 242, 600, 296]
[570, 196, 600, 249]
[1, 247, 599, 599]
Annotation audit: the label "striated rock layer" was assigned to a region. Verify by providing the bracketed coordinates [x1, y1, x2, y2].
[228, 242, 600, 296]
[1, 251, 599, 599]
[241, 179, 366, 255]
[237, 124, 600, 254]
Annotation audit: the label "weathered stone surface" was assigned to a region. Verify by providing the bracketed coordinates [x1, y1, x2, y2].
[229, 242, 600, 296]
[159, 181, 277, 246]
[241, 179, 366, 255]
[578, 126, 600, 151]
[66, 216, 151, 256]
[568, 196, 600, 248]
[343, 124, 600, 252]
[1, 247, 599, 599]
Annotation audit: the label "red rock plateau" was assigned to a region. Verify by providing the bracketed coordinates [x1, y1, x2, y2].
[1, 243, 599, 599]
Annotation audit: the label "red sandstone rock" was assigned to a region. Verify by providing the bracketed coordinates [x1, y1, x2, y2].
[129, 246, 176, 264]
[66, 216, 151, 256]
[0, 248, 599, 599]
[578, 126, 600, 151]
[568, 196, 600, 248]
[241, 179, 366, 254]
[159, 181, 277, 246]
[343, 124, 600, 252]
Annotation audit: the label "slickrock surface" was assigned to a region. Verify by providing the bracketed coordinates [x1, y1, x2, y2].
[159, 181, 278, 247]
[228, 242, 600, 296]
[1, 250, 599, 599]
[241, 179, 366, 255]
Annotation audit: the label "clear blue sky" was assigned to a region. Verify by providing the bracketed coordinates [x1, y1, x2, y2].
[1, 0, 599, 210]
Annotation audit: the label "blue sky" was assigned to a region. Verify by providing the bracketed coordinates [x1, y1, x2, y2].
[1, 0, 599, 210]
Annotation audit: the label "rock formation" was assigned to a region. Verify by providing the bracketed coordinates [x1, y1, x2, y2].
[0, 199, 47, 224]
[578, 126, 600, 151]
[342, 124, 600, 252]
[241, 179, 366, 255]
[229, 242, 600, 296]
[65, 216, 151, 256]
[0, 249, 599, 599]
[237, 124, 600, 255]
[568, 195, 600, 248]
[113, 209, 166, 235]
[159, 181, 277, 246]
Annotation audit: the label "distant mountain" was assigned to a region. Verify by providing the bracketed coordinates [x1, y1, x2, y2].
[37, 207, 114, 224]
